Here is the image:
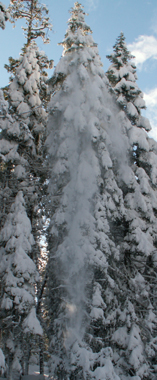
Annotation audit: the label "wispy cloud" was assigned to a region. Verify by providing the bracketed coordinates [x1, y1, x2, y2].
[144, 88, 157, 141]
[151, 8, 157, 35]
[128, 35, 157, 68]
[144, 88, 157, 108]
[85, 0, 99, 11]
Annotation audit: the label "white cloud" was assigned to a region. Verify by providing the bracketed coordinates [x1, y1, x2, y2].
[151, 9, 157, 35]
[128, 35, 157, 67]
[85, 0, 99, 11]
[144, 88, 157, 141]
[128, 34, 157, 140]
[144, 88, 157, 108]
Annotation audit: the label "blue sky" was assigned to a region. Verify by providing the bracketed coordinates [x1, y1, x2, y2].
[1, 0, 157, 139]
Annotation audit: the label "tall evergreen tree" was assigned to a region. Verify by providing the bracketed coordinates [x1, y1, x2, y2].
[106, 32, 151, 131]
[4, 40, 53, 375]
[3, 0, 53, 298]
[5, 0, 53, 127]
[0, 91, 43, 379]
[0, 1, 53, 371]
[45, 3, 157, 380]
[0, 89, 34, 229]
[7, 41, 48, 149]
[0, 191, 43, 380]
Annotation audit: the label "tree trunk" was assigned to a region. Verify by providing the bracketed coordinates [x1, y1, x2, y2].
[25, 347, 31, 375]
[39, 337, 44, 375]
[7, 352, 13, 380]
[27, 0, 34, 46]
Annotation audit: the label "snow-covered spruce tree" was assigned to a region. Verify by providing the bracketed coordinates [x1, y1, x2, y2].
[3, 0, 53, 194]
[0, 2, 9, 29]
[7, 41, 48, 150]
[0, 92, 43, 378]
[121, 122, 157, 378]
[4, 0, 53, 152]
[0, 55, 47, 375]
[0, 191, 42, 380]
[106, 32, 151, 131]
[106, 34, 157, 377]
[1, 1, 53, 372]
[0, 56, 41, 253]
[5, 41, 53, 374]
[0, 89, 33, 229]
[45, 3, 157, 380]
[4, 0, 53, 225]
[0, 2, 52, 375]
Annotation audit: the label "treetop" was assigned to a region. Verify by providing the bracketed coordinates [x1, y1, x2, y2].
[8, 0, 52, 45]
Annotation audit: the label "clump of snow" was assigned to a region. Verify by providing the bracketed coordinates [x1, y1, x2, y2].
[93, 359, 120, 380]
[129, 126, 149, 151]
[137, 115, 151, 131]
[23, 307, 43, 336]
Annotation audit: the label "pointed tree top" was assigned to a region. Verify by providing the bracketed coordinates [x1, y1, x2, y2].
[68, 2, 91, 34]
[60, 1, 93, 55]
[106, 32, 151, 130]
[107, 31, 134, 66]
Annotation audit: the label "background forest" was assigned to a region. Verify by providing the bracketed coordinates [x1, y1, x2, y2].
[0, 2, 157, 380]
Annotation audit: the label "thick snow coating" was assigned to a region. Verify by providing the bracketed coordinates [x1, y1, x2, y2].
[0, 191, 38, 312]
[45, 4, 157, 380]
[8, 42, 47, 143]
[0, 191, 42, 379]
[0, 46, 47, 377]
[23, 307, 43, 335]
[47, 11, 123, 377]
[0, 7, 53, 380]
